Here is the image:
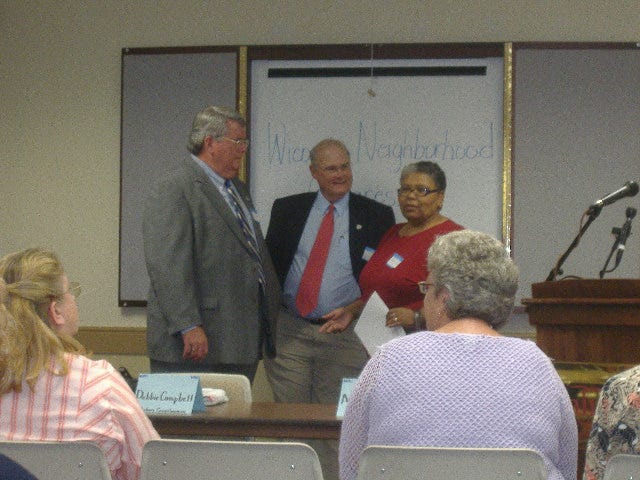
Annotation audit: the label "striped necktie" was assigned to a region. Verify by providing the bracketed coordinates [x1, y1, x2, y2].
[225, 180, 266, 289]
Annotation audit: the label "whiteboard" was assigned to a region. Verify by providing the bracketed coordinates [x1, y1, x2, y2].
[248, 57, 504, 239]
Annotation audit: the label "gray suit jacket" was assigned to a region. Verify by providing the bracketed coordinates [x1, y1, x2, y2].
[143, 158, 280, 365]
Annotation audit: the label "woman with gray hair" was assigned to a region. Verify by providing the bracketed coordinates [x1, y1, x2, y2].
[339, 230, 578, 480]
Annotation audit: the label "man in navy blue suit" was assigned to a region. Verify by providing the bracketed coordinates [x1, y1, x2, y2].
[264, 138, 394, 480]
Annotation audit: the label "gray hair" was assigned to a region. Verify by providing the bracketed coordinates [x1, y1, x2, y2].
[309, 138, 350, 167]
[400, 161, 447, 191]
[427, 229, 518, 329]
[187, 106, 245, 155]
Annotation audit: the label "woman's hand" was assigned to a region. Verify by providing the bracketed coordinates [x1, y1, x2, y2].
[319, 307, 354, 333]
[385, 307, 414, 328]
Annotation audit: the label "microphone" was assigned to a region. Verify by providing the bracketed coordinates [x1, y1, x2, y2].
[591, 181, 639, 210]
[615, 207, 637, 265]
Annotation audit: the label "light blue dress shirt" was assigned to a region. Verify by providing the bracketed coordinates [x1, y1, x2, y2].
[192, 154, 257, 238]
[283, 192, 360, 318]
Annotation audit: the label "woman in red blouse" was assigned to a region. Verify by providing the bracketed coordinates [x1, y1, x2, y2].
[321, 161, 463, 333]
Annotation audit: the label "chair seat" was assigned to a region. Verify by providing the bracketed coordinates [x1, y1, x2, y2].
[356, 446, 548, 480]
[0, 440, 111, 480]
[603, 454, 640, 480]
[140, 439, 324, 480]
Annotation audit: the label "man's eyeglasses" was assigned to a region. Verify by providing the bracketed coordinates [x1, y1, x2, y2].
[218, 136, 250, 148]
[417, 281, 432, 295]
[317, 162, 351, 174]
[66, 281, 82, 298]
[397, 186, 441, 197]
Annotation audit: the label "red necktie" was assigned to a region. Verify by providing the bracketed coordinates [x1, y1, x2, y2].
[296, 204, 335, 317]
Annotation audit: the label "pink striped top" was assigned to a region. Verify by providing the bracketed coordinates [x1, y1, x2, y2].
[0, 354, 160, 480]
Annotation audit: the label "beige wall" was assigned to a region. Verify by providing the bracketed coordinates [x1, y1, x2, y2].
[1, 0, 639, 370]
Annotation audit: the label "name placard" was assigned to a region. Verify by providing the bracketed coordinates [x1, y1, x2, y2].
[135, 374, 205, 414]
[336, 377, 358, 418]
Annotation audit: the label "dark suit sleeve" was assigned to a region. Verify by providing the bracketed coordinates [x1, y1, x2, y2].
[350, 197, 396, 279]
[266, 198, 290, 286]
[266, 193, 315, 287]
[376, 204, 396, 241]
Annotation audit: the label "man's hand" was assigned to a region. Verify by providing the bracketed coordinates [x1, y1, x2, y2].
[319, 307, 354, 334]
[182, 326, 209, 361]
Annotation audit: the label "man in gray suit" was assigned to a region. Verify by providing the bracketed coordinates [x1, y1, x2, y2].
[142, 106, 280, 381]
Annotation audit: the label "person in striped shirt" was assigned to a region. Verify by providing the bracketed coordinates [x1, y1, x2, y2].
[0, 248, 159, 480]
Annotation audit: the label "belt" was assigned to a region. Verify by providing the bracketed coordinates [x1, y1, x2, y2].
[302, 317, 326, 325]
[283, 305, 326, 325]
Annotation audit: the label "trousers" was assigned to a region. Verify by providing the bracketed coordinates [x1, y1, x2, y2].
[264, 307, 369, 480]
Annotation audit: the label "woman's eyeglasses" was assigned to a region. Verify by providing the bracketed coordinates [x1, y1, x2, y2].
[417, 281, 432, 295]
[397, 187, 441, 197]
[66, 281, 82, 298]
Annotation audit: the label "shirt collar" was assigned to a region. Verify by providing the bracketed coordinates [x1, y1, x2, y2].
[315, 191, 349, 216]
[192, 154, 226, 189]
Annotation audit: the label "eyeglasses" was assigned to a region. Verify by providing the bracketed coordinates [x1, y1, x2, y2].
[397, 186, 441, 197]
[316, 162, 351, 174]
[217, 136, 250, 148]
[66, 281, 82, 298]
[417, 281, 432, 295]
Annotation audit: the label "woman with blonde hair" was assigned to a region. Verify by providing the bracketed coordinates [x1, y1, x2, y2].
[0, 248, 159, 480]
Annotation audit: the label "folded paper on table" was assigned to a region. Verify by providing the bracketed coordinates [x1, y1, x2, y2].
[354, 291, 405, 356]
[201, 388, 229, 406]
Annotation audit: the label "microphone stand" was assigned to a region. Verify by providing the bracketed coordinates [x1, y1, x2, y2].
[546, 205, 602, 281]
[599, 226, 622, 279]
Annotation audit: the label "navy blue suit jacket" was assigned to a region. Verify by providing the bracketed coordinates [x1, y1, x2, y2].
[266, 192, 395, 287]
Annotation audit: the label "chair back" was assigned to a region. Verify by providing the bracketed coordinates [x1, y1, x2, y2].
[140, 439, 324, 480]
[603, 454, 640, 480]
[356, 446, 547, 480]
[172, 372, 252, 402]
[0, 440, 111, 480]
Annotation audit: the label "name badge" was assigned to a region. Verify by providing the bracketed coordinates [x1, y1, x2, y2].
[386, 253, 404, 269]
[336, 377, 358, 418]
[362, 246, 375, 261]
[135, 374, 205, 415]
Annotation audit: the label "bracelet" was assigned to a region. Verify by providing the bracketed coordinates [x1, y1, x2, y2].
[413, 310, 422, 331]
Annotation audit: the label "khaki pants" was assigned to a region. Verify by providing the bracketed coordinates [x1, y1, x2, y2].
[264, 308, 369, 480]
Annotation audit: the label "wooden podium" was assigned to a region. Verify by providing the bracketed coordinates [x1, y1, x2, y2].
[522, 279, 640, 363]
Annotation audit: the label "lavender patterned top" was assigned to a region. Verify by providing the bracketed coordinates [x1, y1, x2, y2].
[339, 331, 577, 480]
